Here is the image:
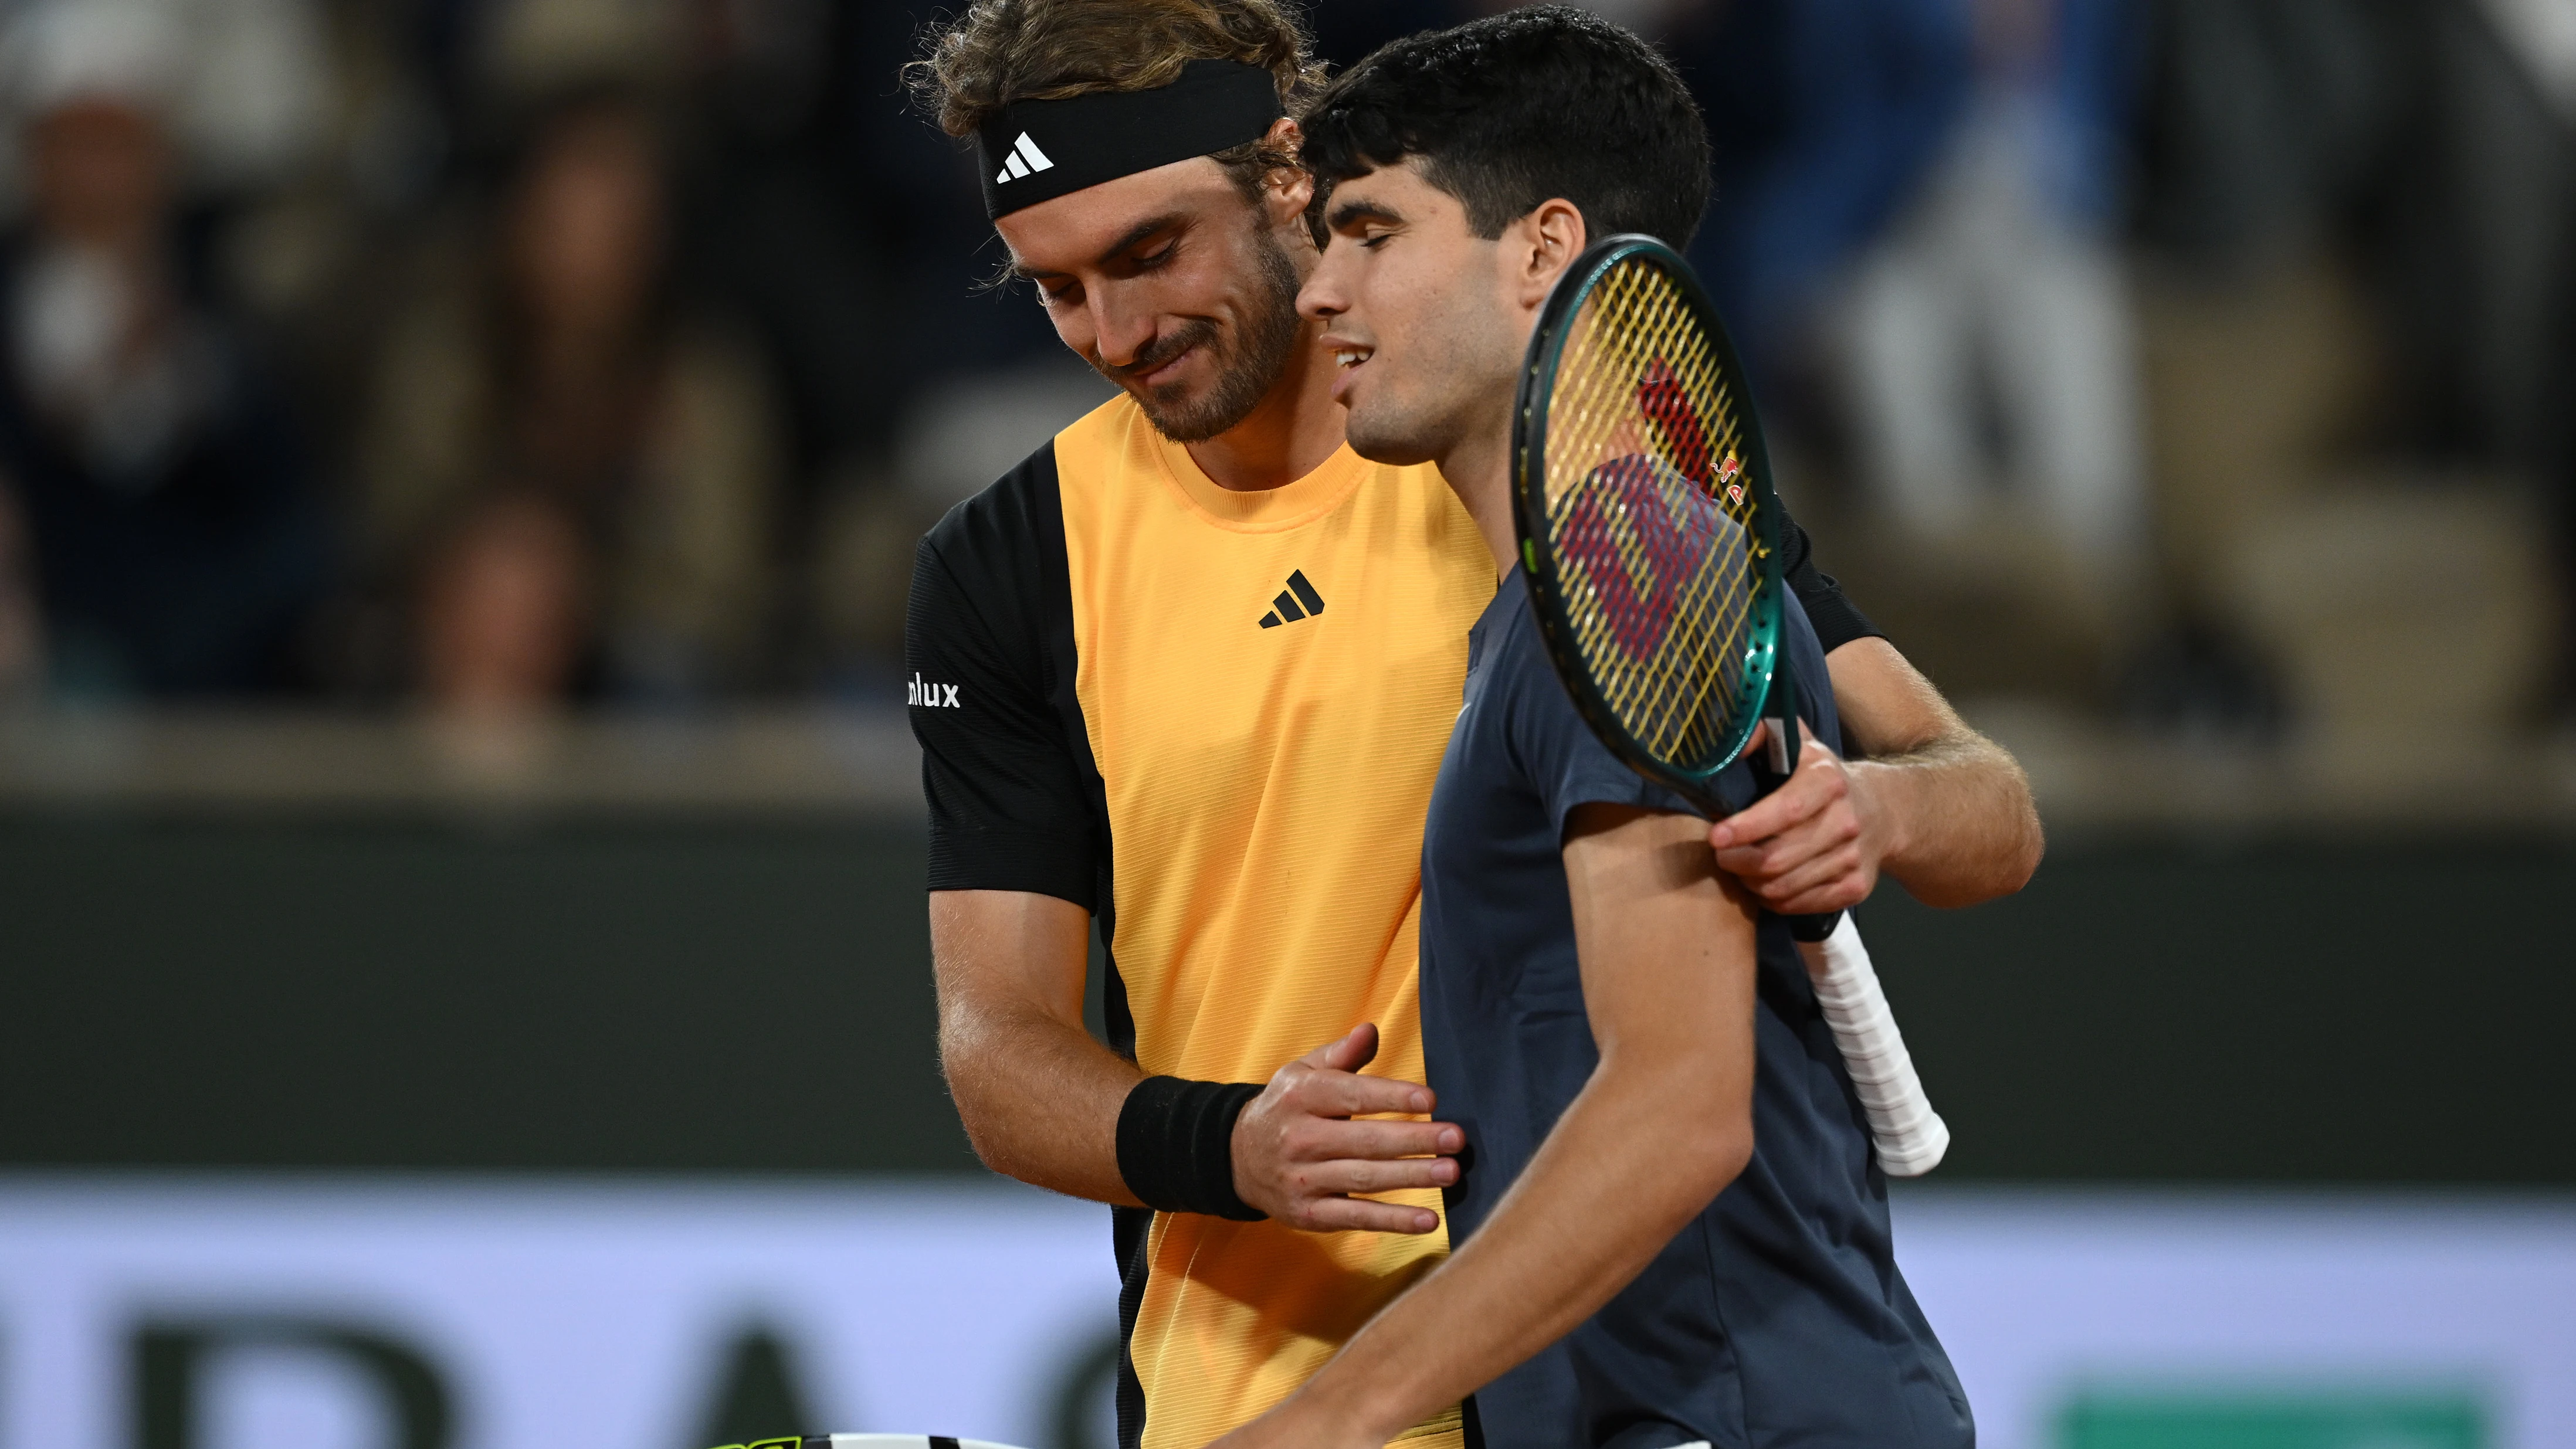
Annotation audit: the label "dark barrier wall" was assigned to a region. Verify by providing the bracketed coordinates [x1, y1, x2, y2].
[3, 815, 975, 1173]
[4, 813, 2569, 1183]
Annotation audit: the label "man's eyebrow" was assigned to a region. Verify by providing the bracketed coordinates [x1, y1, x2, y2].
[1094, 212, 1188, 268]
[1327, 196, 1403, 232]
[1011, 213, 1193, 283]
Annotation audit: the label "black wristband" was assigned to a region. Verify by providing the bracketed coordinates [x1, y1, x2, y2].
[1116, 1076, 1266, 1220]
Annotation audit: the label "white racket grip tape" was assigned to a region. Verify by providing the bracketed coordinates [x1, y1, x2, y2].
[1798, 915, 1950, 1177]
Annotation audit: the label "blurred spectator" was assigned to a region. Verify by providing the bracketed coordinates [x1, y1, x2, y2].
[357, 84, 778, 716]
[679, 0, 908, 683]
[1833, 0, 2147, 581]
[0, 0, 329, 206]
[2114, 0, 2570, 742]
[1670, 0, 1974, 392]
[0, 0, 328, 699]
[0, 479, 37, 693]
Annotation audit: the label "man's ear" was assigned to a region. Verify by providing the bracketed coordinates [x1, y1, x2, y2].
[1515, 198, 1588, 307]
[1260, 117, 1316, 237]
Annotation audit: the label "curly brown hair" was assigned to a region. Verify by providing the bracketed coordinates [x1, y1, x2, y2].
[906, 0, 1328, 204]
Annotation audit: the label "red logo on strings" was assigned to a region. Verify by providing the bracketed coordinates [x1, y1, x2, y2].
[1636, 361, 1716, 488]
[1560, 456, 1726, 661]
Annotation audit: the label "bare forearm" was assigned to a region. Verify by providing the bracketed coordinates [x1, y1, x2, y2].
[940, 999, 1143, 1204]
[930, 891, 1464, 1224]
[1286, 1063, 1747, 1442]
[1826, 638, 2042, 908]
[1852, 729, 2042, 908]
[930, 890, 1142, 1206]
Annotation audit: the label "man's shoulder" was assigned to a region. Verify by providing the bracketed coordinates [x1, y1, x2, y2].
[1042, 391, 1157, 512]
[923, 439, 1059, 570]
[1485, 576, 1571, 708]
[1460, 578, 1576, 761]
[921, 393, 1139, 568]
[1052, 389, 1143, 466]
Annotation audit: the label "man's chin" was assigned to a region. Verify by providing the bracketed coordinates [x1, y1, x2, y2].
[1343, 409, 1439, 469]
[1129, 374, 1265, 444]
[1128, 393, 1216, 444]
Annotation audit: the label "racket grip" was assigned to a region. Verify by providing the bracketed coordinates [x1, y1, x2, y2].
[1796, 914, 1950, 1177]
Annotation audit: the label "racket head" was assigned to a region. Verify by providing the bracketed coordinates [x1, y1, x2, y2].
[1511, 233, 1788, 813]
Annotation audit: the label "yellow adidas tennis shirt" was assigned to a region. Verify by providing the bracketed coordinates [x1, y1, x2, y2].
[907, 393, 1495, 1449]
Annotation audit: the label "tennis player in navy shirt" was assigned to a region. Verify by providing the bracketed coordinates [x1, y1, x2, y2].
[1200, 11, 1971, 1449]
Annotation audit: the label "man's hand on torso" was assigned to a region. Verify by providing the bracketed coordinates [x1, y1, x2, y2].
[1230, 1023, 1462, 1233]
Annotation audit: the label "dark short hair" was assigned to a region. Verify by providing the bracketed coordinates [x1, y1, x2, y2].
[1298, 5, 1711, 247]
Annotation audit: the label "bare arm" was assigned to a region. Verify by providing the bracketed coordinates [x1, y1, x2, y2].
[1832, 638, 2044, 906]
[932, 890, 1460, 1224]
[1711, 637, 2043, 914]
[931, 888, 1141, 1204]
[1207, 806, 1759, 1449]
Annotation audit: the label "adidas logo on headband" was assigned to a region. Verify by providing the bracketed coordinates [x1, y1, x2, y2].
[994, 132, 1055, 185]
[976, 60, 1284, 220]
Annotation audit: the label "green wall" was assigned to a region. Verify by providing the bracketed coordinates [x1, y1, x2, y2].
[4, 813, 2568, 1183]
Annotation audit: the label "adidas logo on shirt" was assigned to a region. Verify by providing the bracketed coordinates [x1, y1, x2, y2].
[908, 673, 960, 708]
[1257, 571, 1327, 629]
[994, 132, 1055, 185]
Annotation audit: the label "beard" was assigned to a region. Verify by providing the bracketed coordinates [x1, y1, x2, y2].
[1097, 223, 1305, 444]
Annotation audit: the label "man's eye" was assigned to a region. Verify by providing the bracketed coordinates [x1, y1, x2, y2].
[1360, 232, 1394, 250]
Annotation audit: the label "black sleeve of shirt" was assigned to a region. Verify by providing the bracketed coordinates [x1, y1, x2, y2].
[906, 444, 1104, 911]
[1774, 498, 1885, 656]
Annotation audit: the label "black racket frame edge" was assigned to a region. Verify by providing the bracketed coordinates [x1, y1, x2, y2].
[1510, 233, 1836, 943]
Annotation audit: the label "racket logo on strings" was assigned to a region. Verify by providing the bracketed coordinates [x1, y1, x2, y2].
[1558, 455, 1728, 663]
[1636, 359, 1718, 488]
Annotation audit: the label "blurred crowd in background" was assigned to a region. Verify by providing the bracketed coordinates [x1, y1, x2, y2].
[0, 0, 2565, 761]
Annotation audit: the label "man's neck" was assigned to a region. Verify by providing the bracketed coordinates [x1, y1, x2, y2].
[1439, 423, 1519, 582]
[1181, 318, 1345, 492]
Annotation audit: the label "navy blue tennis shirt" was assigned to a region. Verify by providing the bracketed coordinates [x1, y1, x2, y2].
[1418, 572, 1974, 1449]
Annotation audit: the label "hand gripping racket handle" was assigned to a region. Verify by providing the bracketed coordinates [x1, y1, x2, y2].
[1795, 914, 1950, 1177]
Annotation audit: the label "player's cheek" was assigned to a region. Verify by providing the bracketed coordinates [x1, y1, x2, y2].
[1048, 304, 1096, 357]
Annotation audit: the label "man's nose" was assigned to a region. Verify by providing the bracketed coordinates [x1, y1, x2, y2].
[1296, 269, 1344, 324]
[1089, 291, 1158, 369]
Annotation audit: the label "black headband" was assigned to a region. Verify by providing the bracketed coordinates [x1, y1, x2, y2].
[977, 59, 1286, 220]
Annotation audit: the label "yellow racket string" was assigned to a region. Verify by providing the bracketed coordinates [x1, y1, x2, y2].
[1537, 255, 1770, 767]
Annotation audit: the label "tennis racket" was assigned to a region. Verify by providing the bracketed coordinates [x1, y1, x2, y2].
[1511, 233, 1947, 1177]
[709, 1437, 1028, 1449]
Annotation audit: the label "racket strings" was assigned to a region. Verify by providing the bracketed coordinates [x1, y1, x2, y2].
[1538, 257, 1769, 768]
[1554, 467, 1749, 757]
